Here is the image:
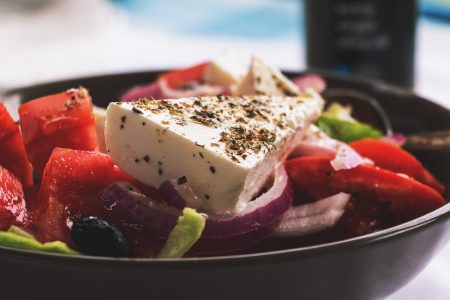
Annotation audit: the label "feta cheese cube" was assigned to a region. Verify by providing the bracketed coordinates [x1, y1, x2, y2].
[234, 57, 300, 97]
[203, 52, 246, 87]
[105, 93, 323, 214]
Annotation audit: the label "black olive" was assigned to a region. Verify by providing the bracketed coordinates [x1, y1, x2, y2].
[71, 217, 133, 257]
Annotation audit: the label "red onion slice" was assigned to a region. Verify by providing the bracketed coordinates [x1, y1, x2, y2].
[380, 134, 407, 147]
[106, 182, 282, 255]
[159, 79, 225, 99]
[121, 82, 165, 102]
[291, 126, 364, 171]
[273, 193, 350, 237]
[201, 165, 293, 238]
[273, 211, 344, 237]
[159, 179, 202, 209]
[100, 183, 181, 238]
[292, 74, 326, 93]
[121, 79, 227, 102]
[191, 222, 279, 256]
[330, 145, 365, 171]
[100, 165, 292, 240]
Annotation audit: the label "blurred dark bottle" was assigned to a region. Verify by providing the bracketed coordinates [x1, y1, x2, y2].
[305, 0, 418, 88]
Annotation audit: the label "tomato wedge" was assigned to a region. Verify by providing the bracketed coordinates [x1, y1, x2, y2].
[286, 156, 446, 222]
[158, 62, 208, 89]
[33, 148, 134, 244]
[0, 103, 34, 188]
[19, 87, 98, 176]
[350, 138, 444, 193]
[0, 165, 29, 230]
[336, 196, 391, 237]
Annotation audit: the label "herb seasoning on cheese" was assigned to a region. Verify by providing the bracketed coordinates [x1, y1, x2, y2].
[105, 93, 323, 213]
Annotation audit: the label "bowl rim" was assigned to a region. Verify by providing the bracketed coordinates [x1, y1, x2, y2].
[0, 203, 449, 266]
[1, 70, 449, 265]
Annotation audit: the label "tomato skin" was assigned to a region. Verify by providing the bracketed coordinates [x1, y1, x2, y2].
[24, 184, 40, 217]
[25, 124, 97, 176]
[0, 103, 34, 188]
[33, 148, 134, 244]
[350, 138, 444, 194]
[0, 166, 29, 230]
[336, 196, 391, 237]
[18, 88, 98, 176]
[286, 156, 446, 222]
[158, 62, 208, 89]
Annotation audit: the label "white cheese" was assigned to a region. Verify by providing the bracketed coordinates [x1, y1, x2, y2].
[203, 52, 246, 87]
[105, 93, 323, 214]
[234, 57, 300, 97]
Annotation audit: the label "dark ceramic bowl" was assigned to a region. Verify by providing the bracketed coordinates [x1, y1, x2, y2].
[1, 71, 449, 300]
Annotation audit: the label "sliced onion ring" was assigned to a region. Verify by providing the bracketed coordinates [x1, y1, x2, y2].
[121, 81, 165, 102]
[121, 78, 226, 102]
[292, 74, 326, 94]
[202, 165, 293, 238]
[380, 134, 407, 147]
[273, 193, 350, 237]
[100, 165, 292, 241]
[291, 125, 364, 171]
[101, 184, 181, 238]
[159, 179, 202, 209]
[191, 223, 279, 256]
[159, 79, 225, 98]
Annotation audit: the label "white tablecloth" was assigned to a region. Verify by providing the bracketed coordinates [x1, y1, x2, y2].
[0, 1, 449, 298]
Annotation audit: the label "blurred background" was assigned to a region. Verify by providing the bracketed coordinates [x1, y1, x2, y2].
[0, 0, 449, 108]
[0, 0, 449, 299]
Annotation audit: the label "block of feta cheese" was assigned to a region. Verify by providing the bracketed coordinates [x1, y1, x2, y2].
[203, 52, 246, 87]
[234, 57, 300, 97]
[105, 92, 323, 214]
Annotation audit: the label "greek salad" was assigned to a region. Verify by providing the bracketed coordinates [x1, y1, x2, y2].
[0, 55, 446, 258]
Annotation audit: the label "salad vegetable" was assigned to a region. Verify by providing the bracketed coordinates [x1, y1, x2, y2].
[316, 102, 383, 142]
[286, 156, 445, 222]
[0, 55, 446, 258]
[158, 208, 206, 258]
[0, 103, 33, 187]
[18, 87, 98, 176]
[0, 226, 77, 255]
[349, 138, 445, 193]
[0, 165, 29, 230]
[273, 193, 350, 237]
[33, 148, 135, 245]
[71, 216, 133, 257]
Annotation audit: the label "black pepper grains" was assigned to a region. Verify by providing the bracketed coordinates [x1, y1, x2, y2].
[123, 93, 318, 164]
[177, 176, 187, 185]
[132, 107, 143, 114]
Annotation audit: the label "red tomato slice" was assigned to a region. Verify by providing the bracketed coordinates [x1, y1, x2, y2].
[286, 156, 446, 222]
[33, 148, 134, 244]
[350, 138, 444, 194]
[336, 196, 391, 237]
[24, 185, 40, 214]
[158, 62, 208, 89]
[0, 166, 29, 230]
[0, 103, 34, 188]
[18, 87, 98, 176]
